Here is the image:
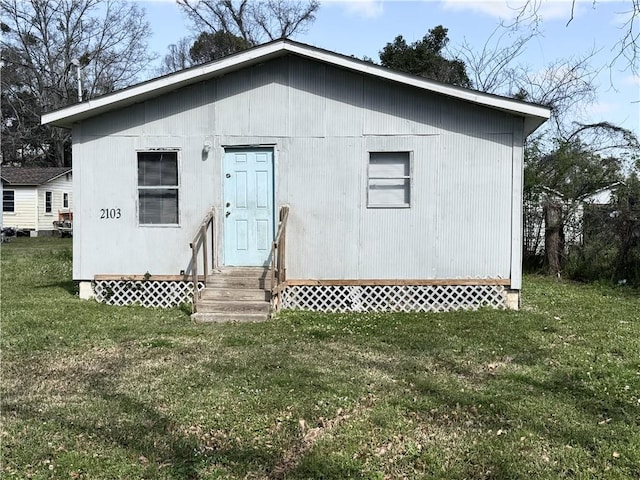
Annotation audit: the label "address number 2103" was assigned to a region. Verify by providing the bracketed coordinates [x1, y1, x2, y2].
[100, 208, 121, 219]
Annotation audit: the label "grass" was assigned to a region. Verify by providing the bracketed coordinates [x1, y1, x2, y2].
[1, 237, 639, 479]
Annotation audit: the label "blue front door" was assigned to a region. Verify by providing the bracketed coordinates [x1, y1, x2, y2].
[223, 148, 274, 266]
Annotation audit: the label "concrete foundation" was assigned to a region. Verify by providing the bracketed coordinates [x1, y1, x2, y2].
[79, 281, 94, 300]
[505, 290, 520, 310]
[28, 230, 57, 238]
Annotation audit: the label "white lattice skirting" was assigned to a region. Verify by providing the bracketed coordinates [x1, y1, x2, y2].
[276, 284, 507, 313]
[94, 280, 205, 308]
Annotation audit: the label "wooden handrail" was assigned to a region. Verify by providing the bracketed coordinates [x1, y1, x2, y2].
[271, 206, 290, 302]
[189, 207, 215, 313]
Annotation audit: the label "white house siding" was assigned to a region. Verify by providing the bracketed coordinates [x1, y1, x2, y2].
[2, 187, 37, 230]
[72, 55, 523, 286]
[36, 173, 73, 231]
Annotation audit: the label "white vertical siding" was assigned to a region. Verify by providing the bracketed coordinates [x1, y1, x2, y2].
[144, 82, 211, 136]
[510, 119, 525, 289]
[363, 77, 442, 136]
[249, 58, 289, 137]
[81, 103, 145, 137]
[432, 133, 512, 278]
[285, 136, 362, 278]
[324, 66, 364, 137]
[73, 124, 84, 280]
[217, 70, 251, 136]
[288, 56, 326, 138]
[72, 54, 524, 284]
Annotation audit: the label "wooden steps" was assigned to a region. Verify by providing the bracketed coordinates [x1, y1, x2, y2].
[191, 267, 272, 323]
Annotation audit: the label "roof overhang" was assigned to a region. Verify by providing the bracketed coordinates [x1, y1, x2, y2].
[42, 40, 550, 136]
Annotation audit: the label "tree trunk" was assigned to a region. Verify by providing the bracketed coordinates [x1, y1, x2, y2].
[51, 127, 71, 167]
[544, 201, 564, 276]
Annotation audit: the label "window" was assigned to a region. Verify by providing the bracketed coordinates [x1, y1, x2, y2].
[3, 190, 15, 212]
[63, 193, 69, 209]
[45, 191, 53, 213]
[137, 151, 179, 225]
[367, 152, 411, 207]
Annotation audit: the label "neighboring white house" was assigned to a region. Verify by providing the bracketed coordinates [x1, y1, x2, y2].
[1, 167, 73, 236]
[523, 183, 621, 259]
[42, 40, 550, 312]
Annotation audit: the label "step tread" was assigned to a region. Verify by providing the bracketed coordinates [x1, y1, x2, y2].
[195, 298, 270, 313]
[199, 288, 270, 301]
[191, 312, 270, 323]
[210, 267, 272, 277]
[207, 275, 271, 285]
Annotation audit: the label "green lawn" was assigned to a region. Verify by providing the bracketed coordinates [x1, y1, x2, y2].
[1, 237, 639, 479]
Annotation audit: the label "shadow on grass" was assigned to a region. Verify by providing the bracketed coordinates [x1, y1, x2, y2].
[3, 356, 291, 479]
[34, 280, 77, 296]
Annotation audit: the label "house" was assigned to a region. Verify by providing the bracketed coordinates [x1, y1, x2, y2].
[1, 167, 73, 236]
[41, 40, 550, 314]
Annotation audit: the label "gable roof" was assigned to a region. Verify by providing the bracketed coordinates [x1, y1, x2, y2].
[1, 167, 72, 186]
[42, 39, 550, 135]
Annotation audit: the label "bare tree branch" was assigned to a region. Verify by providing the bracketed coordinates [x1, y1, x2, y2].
[176, 0, 319, 45]
[507, 0, 639, 74]
[1, 0, 155, 166]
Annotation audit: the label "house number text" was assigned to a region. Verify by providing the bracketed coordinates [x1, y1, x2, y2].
[100, 208, 121, 219]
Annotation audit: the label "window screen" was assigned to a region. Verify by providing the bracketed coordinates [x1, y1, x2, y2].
[63, 193, 69, 209]
[3, 190, 15, 212]
[137, 151, 179, 225]
[368, 152, 411, 207]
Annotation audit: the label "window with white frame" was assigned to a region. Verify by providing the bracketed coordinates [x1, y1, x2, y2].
[45, 191, 53, 213]
[367, 152, 411, 207]
[63, 193, 69, 209]
[3, 190, 15, 212]
[137, 151, 179, 225]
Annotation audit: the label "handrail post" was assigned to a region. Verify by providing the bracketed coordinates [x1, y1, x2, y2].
[190, 207, 216, 314]
[281, 220, 287, 283]
[202, 224, 208, 279]
[271, 205, 290, 311]
[270, 242, 276, 292]
[211, 208, 216, 270]
[191, 244, 198, 313]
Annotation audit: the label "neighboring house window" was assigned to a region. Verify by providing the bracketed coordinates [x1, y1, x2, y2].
[45, 191, 53, 213]
[367, 152, 411, 207]
[138, 151, 179, 225]
[3, 190, 15, 212]
[63, 193, 69, 209]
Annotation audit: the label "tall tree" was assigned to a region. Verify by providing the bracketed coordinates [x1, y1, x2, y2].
[379, 26, 471, 87]
[1, 0, 155, 167]
[158, 31, 251, 75]
[189, 30, 251, 64]
[177, 0, 319, 45]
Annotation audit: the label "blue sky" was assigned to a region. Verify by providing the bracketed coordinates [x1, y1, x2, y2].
[141, 0, 639, 139]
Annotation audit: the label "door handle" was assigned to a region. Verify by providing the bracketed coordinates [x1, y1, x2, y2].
[225, 211, 231, 218]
